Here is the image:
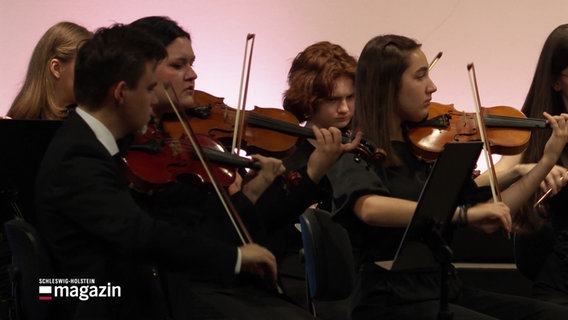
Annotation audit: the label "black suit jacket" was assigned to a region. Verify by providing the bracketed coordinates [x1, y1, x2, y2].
[35, 112, 239, 319]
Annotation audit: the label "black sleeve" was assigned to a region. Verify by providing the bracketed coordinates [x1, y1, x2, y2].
[327, 153, 391, 220]
[253, 166, 330, 233]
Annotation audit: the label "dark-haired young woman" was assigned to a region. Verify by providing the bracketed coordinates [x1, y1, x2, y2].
[327, 33, 568, 319]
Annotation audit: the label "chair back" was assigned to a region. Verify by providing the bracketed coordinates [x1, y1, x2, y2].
[4, 218, 53, 320]
[299, 208, 355, 301]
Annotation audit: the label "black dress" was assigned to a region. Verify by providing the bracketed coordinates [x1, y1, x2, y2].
[328, 141, 568, 320]
[532, 152, 568, 305]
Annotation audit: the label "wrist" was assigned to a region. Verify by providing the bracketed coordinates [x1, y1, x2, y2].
[306, 165, 324, 184]
[235, 247, 242, 274]
[514, 163, 532, 176]
[242, 183, 262, 204]
[513, 163, 523, 176]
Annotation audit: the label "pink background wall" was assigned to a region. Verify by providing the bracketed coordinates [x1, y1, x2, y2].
[2, 0, 568, 114]
[2, 0, 567, 114]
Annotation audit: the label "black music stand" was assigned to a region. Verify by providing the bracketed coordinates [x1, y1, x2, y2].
[386, 141, 483, 320]
[0, 119, 62, 224]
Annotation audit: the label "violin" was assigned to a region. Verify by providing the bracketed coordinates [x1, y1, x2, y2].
[163, 90, 298, 158]
[162, 90, 386, 165]
[120, 122, 260, 194]
[406, 102, 548, 161]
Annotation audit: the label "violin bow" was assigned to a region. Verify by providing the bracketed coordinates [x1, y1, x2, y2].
[467, 63, 510, 238]
[467, 63, 502, 202]
[428, 51, 443, 71]
[164, 84, 285, 294]
[232, 33, 256, 154]
[163, 85, 252, 244]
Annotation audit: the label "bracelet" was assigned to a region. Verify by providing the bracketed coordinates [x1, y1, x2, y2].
[458, 204, 469, 227]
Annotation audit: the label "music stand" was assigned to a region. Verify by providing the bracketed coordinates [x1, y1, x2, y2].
[0, 119, 62, 224]
[384, 141, 483, 320]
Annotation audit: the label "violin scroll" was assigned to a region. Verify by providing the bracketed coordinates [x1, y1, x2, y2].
[344, 130, 386, 165]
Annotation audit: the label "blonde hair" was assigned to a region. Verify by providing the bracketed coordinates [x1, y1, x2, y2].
[7, 21, 91, 120]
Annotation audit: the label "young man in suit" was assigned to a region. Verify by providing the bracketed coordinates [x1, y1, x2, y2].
[35, 23, 279, 320]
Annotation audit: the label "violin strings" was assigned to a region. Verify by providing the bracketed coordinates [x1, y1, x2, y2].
[484, 114, 548, 128]
[161, 138, 225, 157]
[247, 112, 313, 138]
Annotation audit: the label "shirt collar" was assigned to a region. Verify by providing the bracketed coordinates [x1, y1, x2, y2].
[75, 107, 120, 156]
